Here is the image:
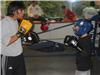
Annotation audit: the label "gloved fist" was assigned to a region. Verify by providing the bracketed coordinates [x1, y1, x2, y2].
[64, 35, 82, 51]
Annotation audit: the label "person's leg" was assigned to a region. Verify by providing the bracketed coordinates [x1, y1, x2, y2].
[76, 52, 91, 75]
[75, 70, 90, 75]
[63, 18, 72, 22]
[5, 56, 15, 75]
[0, 55, 1, 75]
[1, 55, 9, 75]
[75, 38, 92, 75]
[71, 16, 77, 22]
[15, 54, 26, 75]
[5, 54, 26, 75]
[38, 16, 47, 22]
[28, 16, 46, 21]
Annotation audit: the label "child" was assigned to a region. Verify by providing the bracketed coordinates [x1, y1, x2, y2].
[1, 1, 26, 75]
[73, 18, 93, 75]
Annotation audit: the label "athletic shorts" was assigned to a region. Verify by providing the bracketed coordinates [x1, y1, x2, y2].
[76, 36, 93, 71]
[1, 53, 26, 75]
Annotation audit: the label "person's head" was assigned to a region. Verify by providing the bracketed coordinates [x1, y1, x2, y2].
[32, 1, 38, 6]
[90, 1, 95, 7]
[7, 1, 25, 20]
[74, 19, 93, 36]
[61, 5, 66, 9]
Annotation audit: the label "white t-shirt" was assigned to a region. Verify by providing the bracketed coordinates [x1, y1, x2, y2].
[27, 4, 44, 17]
[1, 16, 23, 56]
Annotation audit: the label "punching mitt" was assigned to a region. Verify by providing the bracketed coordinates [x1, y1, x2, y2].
[23, 32, 40, 45]
[64, 35, 82, 51]
[17, 19, 33, 37]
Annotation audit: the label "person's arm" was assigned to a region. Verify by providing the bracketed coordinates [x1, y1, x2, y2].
[27, 5, 33, 17]
[36, 5, 44, 16]
[2, 32, 19, 47]
[7, 34, 19, 46]
[67, 8, 76, 18]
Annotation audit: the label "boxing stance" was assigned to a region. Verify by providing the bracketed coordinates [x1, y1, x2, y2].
[73, 19, 93, 75]
[64, 18, 93, 75]
[1, 1, 27, 75]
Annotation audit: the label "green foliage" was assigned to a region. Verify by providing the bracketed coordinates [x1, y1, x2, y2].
[39, 1, 64, 17]
[1, 1, 99, 18]
[73, 1, 91, 18]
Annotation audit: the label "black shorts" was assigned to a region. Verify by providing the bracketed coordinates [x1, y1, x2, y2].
[76, 36, 93, 71]
[1, 53, 26, 75]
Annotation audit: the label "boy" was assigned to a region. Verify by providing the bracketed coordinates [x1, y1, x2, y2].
[73, 19, 93, 75]
[1, 1, 26, 75]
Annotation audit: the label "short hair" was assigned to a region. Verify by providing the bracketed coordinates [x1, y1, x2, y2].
[61, 5, 66, 9]
[7, 1, 25, 16]
[90, 1, 95, 7]
[32, 1, 38, 4]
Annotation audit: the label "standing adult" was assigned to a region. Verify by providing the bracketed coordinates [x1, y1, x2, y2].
[61, 5, 77, 22]
[27, 1, 46, 23]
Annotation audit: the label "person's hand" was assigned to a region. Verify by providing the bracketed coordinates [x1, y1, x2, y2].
[72, 26, 79, 31]
[7, 35, 19, 46]
[34, 15, 39, 19]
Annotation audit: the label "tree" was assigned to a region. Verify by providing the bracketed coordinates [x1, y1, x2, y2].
[39, 1, 64, 17]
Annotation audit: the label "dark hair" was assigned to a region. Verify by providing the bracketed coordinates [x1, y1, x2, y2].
[7, 1, 25, 16]
[90, 1, 95, 7]
[32, 1, 38, 4]
[61, 5, 66, 9]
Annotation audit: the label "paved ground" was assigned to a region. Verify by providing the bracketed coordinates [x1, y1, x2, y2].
[23, 46, 100, 75]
